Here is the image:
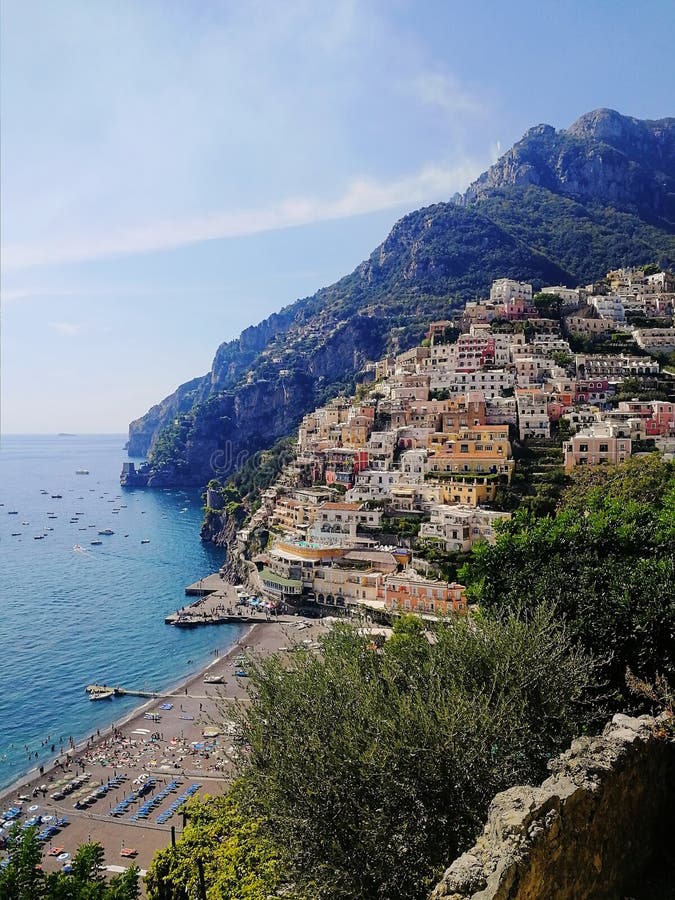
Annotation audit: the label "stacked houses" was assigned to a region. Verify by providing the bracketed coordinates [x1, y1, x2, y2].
[238, 274, 673, 618]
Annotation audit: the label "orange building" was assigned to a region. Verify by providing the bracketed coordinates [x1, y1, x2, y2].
[379, 572, 467, 615]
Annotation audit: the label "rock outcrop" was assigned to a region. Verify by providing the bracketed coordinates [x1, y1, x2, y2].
[461, 109, 675, 226]
[431, 714, 674, 900]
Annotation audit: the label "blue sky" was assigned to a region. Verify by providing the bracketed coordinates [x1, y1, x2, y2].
[2, 0, 674, 433]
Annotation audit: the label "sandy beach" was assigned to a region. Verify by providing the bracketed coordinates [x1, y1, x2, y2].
[0, 607, 328, 889]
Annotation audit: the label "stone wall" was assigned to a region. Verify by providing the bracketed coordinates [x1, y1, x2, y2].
[431, 714, 674, 900]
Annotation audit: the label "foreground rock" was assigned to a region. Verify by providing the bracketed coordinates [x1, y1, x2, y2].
[431, 714, 674, 900]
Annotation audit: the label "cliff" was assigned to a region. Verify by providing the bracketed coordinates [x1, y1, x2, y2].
[125, 109, 675, 486]
[462, 109, 675, 227]
[431, 713, 674, 900]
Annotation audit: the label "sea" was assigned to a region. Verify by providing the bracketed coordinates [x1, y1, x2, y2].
[0, 434, 244, 791]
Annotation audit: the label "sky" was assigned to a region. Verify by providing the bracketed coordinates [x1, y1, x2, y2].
[2, 0, 674, 433]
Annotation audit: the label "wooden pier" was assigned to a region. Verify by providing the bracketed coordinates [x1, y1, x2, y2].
[85, 684, 160, 699]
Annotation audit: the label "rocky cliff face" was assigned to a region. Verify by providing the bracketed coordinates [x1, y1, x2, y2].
[462, 109, 675, 226]
[125, 109, 675, 488]
[431, 713, 674, 900]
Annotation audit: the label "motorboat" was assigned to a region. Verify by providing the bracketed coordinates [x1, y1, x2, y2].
[98, 529, 114, 535]
[7, 511, 18, 515]
[89, 689, 114, 701]
[75, 469, 89, 475]
[204, 673, 226, 684]
[90, 540, 103, 546]
[141, 539, 150, 544]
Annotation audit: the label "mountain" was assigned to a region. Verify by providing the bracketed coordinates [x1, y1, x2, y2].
[124, 108, 675, 487]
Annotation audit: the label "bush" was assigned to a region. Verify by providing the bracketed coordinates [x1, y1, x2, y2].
[161, 611, 598, 900]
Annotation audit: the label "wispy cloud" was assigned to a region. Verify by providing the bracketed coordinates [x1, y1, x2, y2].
[3, 160, 483, 271]
[411, 72, 485, 118]
[49, 321, 87, 336]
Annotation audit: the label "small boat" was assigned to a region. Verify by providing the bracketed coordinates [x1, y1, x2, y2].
[98, 529, 114, 535]
[22, 521, 29, 525]
[11, 532, 21, 536]
[72, 544, 85, 552]
[48, 515, 58, 519]
[141, 539, 150, 544]
[89, 689, 114, 701]
[51, 495, 62, 499]
[40, 490, 49, 495]
[7, 511, 18, 515]
[75, 469, 89, 475]
[174, 616, 199, 628]
[204, 673, 225, 684]
[34, 535, 45, 540]
[90, 540, 103, 546]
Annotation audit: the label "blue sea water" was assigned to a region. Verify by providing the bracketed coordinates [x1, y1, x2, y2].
[0, 434, 242, 790]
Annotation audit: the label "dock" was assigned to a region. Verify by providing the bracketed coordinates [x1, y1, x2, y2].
[85, 684, 161, 699]
[184, 573, 227, 596]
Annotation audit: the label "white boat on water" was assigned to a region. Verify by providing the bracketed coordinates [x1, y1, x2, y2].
[89, 689, 114, 701]
[98, 529, 114, 535]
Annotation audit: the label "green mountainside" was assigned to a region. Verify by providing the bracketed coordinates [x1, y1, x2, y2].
[125, 109, 675, 487]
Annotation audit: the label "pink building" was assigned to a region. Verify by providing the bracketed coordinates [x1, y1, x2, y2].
[563, 424, 631, 472]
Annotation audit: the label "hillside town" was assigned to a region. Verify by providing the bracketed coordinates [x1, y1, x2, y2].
[221, 268, 675, 621]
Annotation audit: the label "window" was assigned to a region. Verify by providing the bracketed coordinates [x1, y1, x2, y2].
[599, 443, 608, 452]
[579, 443, 588, 452]
[460, 444, 469, 453]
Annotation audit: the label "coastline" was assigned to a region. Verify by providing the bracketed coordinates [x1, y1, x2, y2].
[0, 622, 254, 804]
[0, 610, 327, 883]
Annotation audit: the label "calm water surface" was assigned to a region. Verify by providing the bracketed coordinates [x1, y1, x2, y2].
[0, 434, 241, 789]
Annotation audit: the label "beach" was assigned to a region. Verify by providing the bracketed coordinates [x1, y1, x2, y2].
[0, 609, 328, 887]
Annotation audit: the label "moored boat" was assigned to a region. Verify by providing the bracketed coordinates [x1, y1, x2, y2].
[89, 689, 114, 701]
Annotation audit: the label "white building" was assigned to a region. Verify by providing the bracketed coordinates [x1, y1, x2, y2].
[590, 295, 626, 322]
[429, 368, 515, 399]
[633, 328, 675, 355]
[490, 279, 533, 304]
[540, 286, 582, 307]
[419, 504, 511, 553]
[516, 391, 551, 440]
